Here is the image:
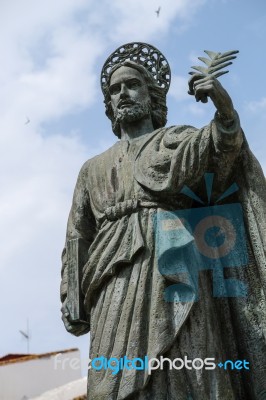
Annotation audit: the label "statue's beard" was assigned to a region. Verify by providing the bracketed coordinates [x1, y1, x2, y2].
[113, 99, 152, 133]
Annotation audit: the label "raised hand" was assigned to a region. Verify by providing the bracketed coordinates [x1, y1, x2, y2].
[188, 50, 239, 122]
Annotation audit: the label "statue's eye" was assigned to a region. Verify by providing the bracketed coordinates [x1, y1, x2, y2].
[127, 80, 141, 89]
[109, 85, 120, 95]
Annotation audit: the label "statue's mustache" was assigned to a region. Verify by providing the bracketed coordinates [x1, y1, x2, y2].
[117, 99, 136, 109]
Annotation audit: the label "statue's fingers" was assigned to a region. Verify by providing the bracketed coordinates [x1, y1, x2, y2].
[61, 306, 68, 317]
[188, 73, 206, 94]
[61, 314, 71, 331]
[194, 83, 213, 93]
[196, 94, 208, 103]
[188, 75, 213, 96]
[193, 76, 214, 88]
[61, 303, 70, 317]
[194, 84, 213, 103]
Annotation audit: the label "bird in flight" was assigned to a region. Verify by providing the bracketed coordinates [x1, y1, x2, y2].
[155, 6, 161, 17]
[25, 116, 30, 125]
[19, 330, 29, 339]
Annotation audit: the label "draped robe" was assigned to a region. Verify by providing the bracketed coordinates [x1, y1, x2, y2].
[61, 112, 266, 399]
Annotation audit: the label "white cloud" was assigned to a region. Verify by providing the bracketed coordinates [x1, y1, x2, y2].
[17, 33, 102, 121]
[0, 15, 103, 127]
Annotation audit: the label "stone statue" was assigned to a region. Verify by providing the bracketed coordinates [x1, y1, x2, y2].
[60, 43, 266, 399]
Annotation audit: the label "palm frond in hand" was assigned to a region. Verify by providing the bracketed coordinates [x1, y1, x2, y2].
[189, 50, 239, 79]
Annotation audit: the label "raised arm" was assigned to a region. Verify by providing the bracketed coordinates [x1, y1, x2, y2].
[134, 73, 243, 195]
[189, 73, 235, 127]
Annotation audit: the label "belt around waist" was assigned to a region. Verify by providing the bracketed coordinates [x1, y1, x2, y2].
[103, 199, 160, 221]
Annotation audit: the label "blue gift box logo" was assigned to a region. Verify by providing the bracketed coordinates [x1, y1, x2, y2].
[155, 174, 248, 302]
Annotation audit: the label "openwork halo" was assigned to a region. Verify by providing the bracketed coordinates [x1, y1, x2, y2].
[101, 42, 171, 94]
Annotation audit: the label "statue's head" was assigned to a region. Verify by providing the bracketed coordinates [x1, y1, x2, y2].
[101, 43, 171, 138]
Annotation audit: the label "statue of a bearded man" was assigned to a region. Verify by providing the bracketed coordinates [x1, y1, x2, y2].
[61, 43, 266, 399]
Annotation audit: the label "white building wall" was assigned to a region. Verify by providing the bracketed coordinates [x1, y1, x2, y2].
[0, 350, 82, 400]
[30, 377, 87, 400]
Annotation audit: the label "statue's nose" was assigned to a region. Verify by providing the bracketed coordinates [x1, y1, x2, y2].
[120, 83, 129, 98]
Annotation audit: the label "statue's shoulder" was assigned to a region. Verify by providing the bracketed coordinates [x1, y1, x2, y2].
[78, 141, 121, 175]
[151, 125, 199, 149]
[164, 124, 198, 135]
[149, 124, 199, 139]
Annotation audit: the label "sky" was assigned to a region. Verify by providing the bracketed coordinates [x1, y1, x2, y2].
[0, 0, 265, 377]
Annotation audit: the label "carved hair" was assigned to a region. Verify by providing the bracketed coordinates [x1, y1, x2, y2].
[103, 61, 168, 138]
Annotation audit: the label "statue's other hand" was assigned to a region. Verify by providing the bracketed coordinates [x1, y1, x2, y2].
[61, 300, 90, 337]
[188, 74, 234, 120]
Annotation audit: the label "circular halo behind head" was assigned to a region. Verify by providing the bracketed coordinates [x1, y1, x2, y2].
[101, 42, 171, 94]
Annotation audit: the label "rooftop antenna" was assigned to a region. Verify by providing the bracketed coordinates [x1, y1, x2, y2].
[19, 319, 30, 354]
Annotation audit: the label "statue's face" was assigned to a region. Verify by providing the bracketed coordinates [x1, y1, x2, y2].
[109, 66, 150, 115]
